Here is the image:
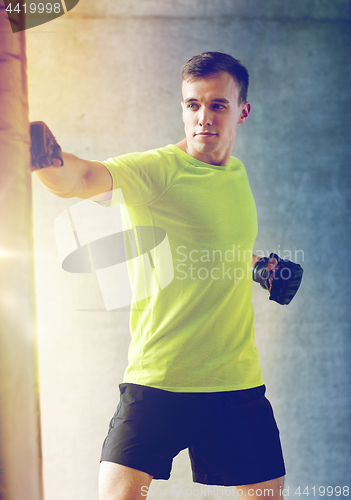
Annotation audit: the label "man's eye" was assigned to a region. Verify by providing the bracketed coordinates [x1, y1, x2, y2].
[213, 104, 225, 110]
[187, 103, 198, 110]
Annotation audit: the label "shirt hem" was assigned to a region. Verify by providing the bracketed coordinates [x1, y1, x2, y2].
[121, 379, 265, 393]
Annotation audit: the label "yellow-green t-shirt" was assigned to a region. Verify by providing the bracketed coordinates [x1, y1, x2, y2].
[102, 145, 263, 392]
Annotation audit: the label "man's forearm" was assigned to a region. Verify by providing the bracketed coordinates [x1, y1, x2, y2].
[34, 152, 91, 198]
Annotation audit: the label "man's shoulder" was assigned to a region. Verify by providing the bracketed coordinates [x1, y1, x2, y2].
[225, 155, 248, 174]
[102, 144, 180, 168]
[228, 155, 245, 167]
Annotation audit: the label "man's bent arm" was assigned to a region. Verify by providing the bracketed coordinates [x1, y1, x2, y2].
[34, 152, 113, 200]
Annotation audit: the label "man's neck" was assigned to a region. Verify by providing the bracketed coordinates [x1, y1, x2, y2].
[175, 138, 230, 166]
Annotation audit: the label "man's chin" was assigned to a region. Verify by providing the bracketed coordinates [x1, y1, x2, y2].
[192, 139, 217, 153]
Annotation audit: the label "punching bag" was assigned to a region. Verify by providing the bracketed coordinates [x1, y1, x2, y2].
[0, 2, 44, 499]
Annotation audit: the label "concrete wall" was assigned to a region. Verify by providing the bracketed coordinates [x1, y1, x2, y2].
[27, 1, 350, 499]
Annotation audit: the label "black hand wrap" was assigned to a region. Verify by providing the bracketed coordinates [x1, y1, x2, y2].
[30, 121, 64, 170]
[253, 253, 303, 305]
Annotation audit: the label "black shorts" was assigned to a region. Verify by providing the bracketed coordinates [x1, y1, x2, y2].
[100, 383, 285, 486]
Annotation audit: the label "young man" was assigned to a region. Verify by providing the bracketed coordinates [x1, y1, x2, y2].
[34, 52, 286, 499]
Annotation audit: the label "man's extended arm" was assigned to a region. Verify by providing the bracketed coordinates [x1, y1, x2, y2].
[34, 153, 112, 200]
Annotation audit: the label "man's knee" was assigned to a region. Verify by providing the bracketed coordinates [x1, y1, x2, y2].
[99, 461, 153, 500]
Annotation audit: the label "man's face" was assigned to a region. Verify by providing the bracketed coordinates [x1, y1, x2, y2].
[181, 72, 250, 166]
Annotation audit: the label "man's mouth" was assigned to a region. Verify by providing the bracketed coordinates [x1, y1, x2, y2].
[195, 131, 216, 136]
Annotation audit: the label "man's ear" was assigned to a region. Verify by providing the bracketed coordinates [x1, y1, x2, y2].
[239, 102, 251, 123]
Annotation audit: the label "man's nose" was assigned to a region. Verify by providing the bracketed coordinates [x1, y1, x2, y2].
[198, 107, 213, 127]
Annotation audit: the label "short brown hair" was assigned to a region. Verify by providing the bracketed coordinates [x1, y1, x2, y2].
[181, 52, 249, 104]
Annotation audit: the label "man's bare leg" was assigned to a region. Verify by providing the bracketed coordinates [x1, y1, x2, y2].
[99, 461, 153, 500]
[237, 476, 285, 500]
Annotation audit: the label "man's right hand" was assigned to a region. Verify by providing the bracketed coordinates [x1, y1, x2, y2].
[30, 121, 64, 171]
[32, 156, 63, 170]
[31, 122, 113, 200]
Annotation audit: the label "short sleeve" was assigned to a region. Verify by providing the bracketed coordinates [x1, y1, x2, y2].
[101, 147, 183, 208]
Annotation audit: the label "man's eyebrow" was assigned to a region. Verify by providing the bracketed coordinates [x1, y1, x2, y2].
[211, 98, 230, 104]
[183, 97, 230, 104]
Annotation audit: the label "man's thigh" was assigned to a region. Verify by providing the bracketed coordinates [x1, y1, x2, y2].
[100, 384, 195, 479]
[99, 462, 152, 500]
[190, 386, 286, 486]
[237, 476, 285, 500]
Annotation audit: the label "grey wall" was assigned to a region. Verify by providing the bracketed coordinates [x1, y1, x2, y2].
[28, 1, 350, 499]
